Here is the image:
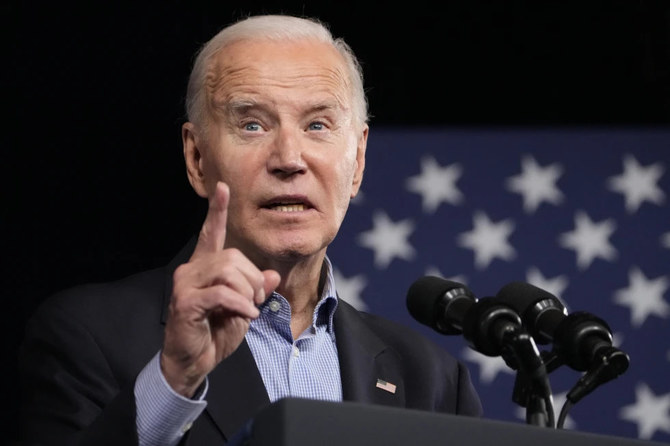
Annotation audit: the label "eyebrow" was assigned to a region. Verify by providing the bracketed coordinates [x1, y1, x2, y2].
[225, 100, 262, 116]
[225, 98, 342, 117]
[307, 102, 340, 114]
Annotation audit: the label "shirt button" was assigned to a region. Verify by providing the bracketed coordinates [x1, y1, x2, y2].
[269, 300, 281, 312]
[292, 346, 300, 357]
[181, 422, 193, 433]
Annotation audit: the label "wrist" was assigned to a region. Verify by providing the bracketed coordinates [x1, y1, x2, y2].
[159, 351, 206, 398]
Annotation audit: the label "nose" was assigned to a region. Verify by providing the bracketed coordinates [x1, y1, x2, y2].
[267, 128, 307, 177]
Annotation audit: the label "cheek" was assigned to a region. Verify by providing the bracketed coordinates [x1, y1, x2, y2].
[330, 160, 357, 207]
[202, 145, 247, 191]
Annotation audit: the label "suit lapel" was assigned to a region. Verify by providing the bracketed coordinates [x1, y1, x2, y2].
[203, 340, 270, 439]
[335, 299, 406, 408]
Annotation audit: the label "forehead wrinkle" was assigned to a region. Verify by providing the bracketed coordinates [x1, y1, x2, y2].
[205, 48, 352, 118]
[205, 61, 252, 114]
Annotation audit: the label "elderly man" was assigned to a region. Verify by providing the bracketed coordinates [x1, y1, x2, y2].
[19, 14, 482, 446]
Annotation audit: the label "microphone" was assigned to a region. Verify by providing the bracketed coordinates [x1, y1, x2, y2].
[406, 275, 476, 335]
[407, 276, 556, 427]
[496, 281, 630, 375]
[496, 281, 631, 427]
[406, 276, 527, 357]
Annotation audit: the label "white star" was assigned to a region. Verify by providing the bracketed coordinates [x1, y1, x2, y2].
[526, 267, 569, 307]
[514, 391, 577, 430]
[611, 331, 624, 348]
[424, 266, 468, 288]
[333, 269, 368, 311]
[457, 211, 516, 269]
[558, 211, 617, 270]
[613, 266, 670, 328]
[424, 265, 442, 277]
[357, 210, 415, 269]
[607, 154, 665, 214]
[350, 190, 365, 205]
[662, 232, 670, 249]
[462, 348, 514, 384]
[506, 154, 564, 213]
[406, 155, 464, 213]
[619, 382, 670, 440]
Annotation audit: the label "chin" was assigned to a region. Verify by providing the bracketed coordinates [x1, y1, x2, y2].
[272, 249, 310, 262]
[271, 242, 316, 260]
[265, 237, 330, 263]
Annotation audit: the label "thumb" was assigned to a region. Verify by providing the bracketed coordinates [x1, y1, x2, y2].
[252, 270, 280, 305]
[263, 270, 281, 297]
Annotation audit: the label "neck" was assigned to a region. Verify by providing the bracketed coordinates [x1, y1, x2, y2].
[277, 258, 326, 307]
[272, 255, 328, 338]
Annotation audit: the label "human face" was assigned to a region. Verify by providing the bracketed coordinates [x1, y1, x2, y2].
[183, 38, 367, 268]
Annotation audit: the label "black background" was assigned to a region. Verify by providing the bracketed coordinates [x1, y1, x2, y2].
[4, 1, 669, 442]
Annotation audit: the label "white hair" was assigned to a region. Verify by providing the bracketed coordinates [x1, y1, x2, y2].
[185, 14, 369, 130]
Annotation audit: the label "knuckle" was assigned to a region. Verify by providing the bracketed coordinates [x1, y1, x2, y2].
[222, 247, 242, 260]
[219, 263, 237, 280]
[168, 291, 189, 315]
[173, 263, 189, 282]
[170, 264, 199, 307]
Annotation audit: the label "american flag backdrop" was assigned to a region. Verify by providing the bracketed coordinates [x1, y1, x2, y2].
[327, 127, 670, 443]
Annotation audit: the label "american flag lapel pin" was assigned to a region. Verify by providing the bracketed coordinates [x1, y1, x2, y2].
[376, 378, 397, 394]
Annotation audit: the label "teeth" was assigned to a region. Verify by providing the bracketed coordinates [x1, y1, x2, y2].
[272, 204, 305, 212]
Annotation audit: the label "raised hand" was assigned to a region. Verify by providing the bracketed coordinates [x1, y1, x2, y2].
[160, 181, 281, 397]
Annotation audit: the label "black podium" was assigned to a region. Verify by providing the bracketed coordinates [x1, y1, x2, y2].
[239, 398, 663, 446]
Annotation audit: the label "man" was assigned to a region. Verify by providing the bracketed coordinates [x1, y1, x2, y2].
[19, 14, 482, 446]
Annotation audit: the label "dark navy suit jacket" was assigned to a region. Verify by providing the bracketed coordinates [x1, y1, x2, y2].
[19, 238, 482, 445]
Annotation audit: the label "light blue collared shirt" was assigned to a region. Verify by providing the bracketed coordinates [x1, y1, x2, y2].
[246, 256, 342, 403]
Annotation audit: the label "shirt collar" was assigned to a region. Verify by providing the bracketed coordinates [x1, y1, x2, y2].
[315, 255, 339, 335]
[264, 255, 339, 336]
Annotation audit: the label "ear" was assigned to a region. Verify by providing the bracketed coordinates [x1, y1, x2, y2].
[350, 125, 368, 198]
[182, 122, 208, 198]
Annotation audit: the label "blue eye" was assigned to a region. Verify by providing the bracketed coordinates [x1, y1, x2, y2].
[245, 122, 261, 131]
[308, 122, 324, 131]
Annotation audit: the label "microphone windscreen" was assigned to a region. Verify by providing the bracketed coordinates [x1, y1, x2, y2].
[496, 281, 558, 313]
[497, 281, 566, 344]
[406, 276, 467, 327]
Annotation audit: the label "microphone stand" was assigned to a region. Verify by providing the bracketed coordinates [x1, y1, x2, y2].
[502, 328, 555, 428]
[459, 297, 555, 428]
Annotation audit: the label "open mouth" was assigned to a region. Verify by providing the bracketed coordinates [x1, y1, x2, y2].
[263, 195, 313, 213]
[269, 203, 306, 212]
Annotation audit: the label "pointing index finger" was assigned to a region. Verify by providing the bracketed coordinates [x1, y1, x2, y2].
[193, 181, 229, 256]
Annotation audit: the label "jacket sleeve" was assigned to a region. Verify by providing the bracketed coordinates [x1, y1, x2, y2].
[18, 297, 140, 446]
